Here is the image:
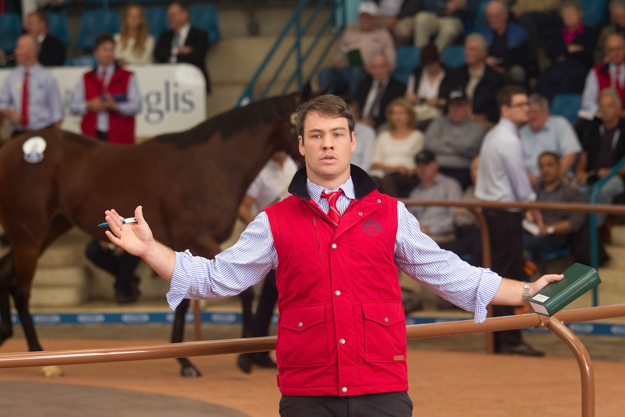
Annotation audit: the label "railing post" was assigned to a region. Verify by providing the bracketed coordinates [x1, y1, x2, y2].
[547, 318, 595, 417]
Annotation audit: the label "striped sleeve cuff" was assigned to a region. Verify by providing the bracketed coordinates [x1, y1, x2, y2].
[474, 269, 502, 323]
[166, 250, 193, 311]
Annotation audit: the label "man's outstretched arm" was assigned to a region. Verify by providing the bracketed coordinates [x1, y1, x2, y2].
[491, 274, 564, 306]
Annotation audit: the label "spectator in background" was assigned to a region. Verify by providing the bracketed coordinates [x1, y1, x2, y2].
[482, 0, 532, 85]
[344, 96, 376, 173]
[370, 97, 423, 196]
[536, 1, 596, 103]
[86, 240, 142, 304]
[511, 0, 562, 63]
[379, 0, 424, 47]
[407, 150, 462, 242]
[70, 34, 142, 144]
[115, 4, 155, 65]
[424, 89, 485, 189]
[520, 94, 582, 186]
[449, 33, 505, 125]
[26, 11, 66, 67]
[525, 152, 586, 260]
[154, 1, 210, 92]
[595, 0, 625, 64]
[0, 35, 63, 137]
[318, 2, 395, 97]
[405, 43, 450, 125]
[355, 54, 406, 129]
[575, 89, 625, 227]
[414, 0, 466, 52]
[581, 33, 625, 116]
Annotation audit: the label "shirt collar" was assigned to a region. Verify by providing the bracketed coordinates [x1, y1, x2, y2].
[36, 34, 45, 44]
[499, 118, 520, 137]
[97, 63, 115, 76]
[306, 176, 355, 206]
[178, 23, 191, 36]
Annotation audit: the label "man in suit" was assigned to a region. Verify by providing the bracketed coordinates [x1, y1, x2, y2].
[449, 33, 505, 125]
[26, 10, 66, 67]
[354, 54, 406, 129]
[154, 1, 210, 92]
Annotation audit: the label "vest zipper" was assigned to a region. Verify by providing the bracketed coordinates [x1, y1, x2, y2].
[312, 215, 322, 263]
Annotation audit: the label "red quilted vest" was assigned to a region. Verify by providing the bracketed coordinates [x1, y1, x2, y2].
[81, 66, 135, 145]
[594, 64, 625, 110]
[264, 166, 408, 397]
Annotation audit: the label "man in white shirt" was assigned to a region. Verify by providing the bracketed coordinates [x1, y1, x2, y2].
[476, 84, 545, 356]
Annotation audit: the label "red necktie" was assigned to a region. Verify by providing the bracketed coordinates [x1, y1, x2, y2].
[100, 68, 107, 92]
[321, 189, 344, 226]
[21, 69, 29, 128]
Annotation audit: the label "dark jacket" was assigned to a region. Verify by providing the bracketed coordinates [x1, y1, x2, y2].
[355, 76, 407, 129]
[154, 26, 210, 92]
[448, 64, 505, 123]
[482, 22, 531, 73]
[546, 24, 596, 69]
[581, 118, 625, 172]
[407, 64, 451, 101]
[39, 34, 66, 67]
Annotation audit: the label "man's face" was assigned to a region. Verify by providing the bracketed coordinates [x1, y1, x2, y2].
[503, 94, 529, 125]
[538, 154, 560, 184]
[614, 7, 625, 29]
[561, 6, 582, 29]
[486, 2, 508, 32]
[448, 101, 471, 124]
[415, 161, 438, 183]
[605, 35, 625, 66]
[599, 94, 621, 124]
[367, 56, 390, 83]
[464, 39, 486, 66]
[14, 36, 36, 66]
[94, 41, 115, 67]
[26, 14, 45, 37]
[358, 13, 376, 32]
[167, 4, 189, 31]
[298, 112, 356, 186]
[527, 104, 549, 132]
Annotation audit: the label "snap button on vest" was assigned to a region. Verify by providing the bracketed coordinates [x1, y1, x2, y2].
[298, 322, 303, 328]
[331, 243, 337, 249]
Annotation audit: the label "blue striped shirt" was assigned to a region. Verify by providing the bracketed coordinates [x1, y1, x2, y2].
[168, 177, 502, 323]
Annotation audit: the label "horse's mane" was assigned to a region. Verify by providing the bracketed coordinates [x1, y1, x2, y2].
[154, 92, 299, 149]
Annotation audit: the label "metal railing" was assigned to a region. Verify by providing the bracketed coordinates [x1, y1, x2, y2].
[235, 0, 346, 106]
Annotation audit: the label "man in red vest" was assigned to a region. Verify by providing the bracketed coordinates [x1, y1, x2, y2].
[102, 95, 563, 416]
[69, 34, 142, 144]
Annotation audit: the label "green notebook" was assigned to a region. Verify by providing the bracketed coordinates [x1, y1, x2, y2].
[346, 49, 364, 67]
[529, 263, 601, 316]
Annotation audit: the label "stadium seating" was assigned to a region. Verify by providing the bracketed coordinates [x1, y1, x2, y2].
[74, 10, 121, 50]
[47, 12, 71, 47]
[0, 13, 22, 53]
[144, 7, 169, 40]
[441, 45, 465, 68]
[393, 46, 422, 85]
[471, 0, 488, 33]
[579, 0, 608, 28]
[550, 93, 583, 125]
[189, 5, 222, 43]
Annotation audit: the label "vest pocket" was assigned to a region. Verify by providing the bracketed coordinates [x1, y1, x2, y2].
[278, 304, 329, 367]
[362, 301, 406, 363]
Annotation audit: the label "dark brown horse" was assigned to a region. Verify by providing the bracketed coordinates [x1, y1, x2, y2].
[0, 88, 309, 377]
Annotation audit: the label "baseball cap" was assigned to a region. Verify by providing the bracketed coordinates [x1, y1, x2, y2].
[448, 89, 469, 104]
[358, 1, 380, 17]
[415, 150, 436, 164]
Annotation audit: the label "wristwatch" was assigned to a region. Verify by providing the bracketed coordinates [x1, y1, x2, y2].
[523, 282, 532, 305]
[546, 225, 555, 235]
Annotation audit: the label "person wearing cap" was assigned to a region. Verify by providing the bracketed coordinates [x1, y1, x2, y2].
[407, 150, 462, 242]
[318, 1, 396, 97]
[476, 84, 545, 357]
[423, 89, 485, 189]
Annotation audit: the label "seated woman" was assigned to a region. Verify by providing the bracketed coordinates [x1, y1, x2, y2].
[114, 4, 155, 65]
[370, 98, 424, 197]
[405, 43, 450, 127]
[535, 0, 597, 102]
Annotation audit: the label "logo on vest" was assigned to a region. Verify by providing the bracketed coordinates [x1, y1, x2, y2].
[362, 219, 382, 235]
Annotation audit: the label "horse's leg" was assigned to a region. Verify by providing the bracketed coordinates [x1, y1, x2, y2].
[0, 253, 15, 347]
[171, 298, 201, 377]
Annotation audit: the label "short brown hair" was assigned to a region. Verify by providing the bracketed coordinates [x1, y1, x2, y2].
[420, 43, 440, 66]
[28, 10, 47, 25]
[386, 97, 417, 129]
[169, 1, 189, 12]
[296, 95, 355, 138]
[94, 33, 115, 51]
[497, 84, 527, 108]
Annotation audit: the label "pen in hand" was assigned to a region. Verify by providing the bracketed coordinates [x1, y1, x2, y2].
[98, 217, 137, 228]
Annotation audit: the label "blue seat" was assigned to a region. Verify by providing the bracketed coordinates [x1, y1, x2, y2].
[65, 54, 97, 67]
[550, 94, 583, 125]
[144, 7, 169, 40]
[393, 46, 422, 85]
[74, 10, 121, 50]
[441, 45, 465, 68]
[47, 12, 70, 47]
[189, 5, 221, 43]
[579, 0, 607, 28]
[0, 13, 22, 52]
[470, 0, 488, 33]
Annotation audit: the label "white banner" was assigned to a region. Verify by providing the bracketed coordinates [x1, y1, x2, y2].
[0, 63, 207, 138]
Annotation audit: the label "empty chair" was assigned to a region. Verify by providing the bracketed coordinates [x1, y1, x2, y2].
[74, 10, 121, 50]
[144, 7, 169, 40]
[392, 46, 422, 85]
[189, 5, 222, 43]
[0, 13, 22, 53]
[441, 45, 465, 68]
[550, 94, 582, 125]
[47, 12, 70, 47]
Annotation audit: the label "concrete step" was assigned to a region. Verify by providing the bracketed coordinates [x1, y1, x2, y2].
[29, 285, 88, 307]
[38, 243, 88, 268]
[33, 266, 88, 288]
[611, 225, 625, 247]
[605, 245, 625, 270]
